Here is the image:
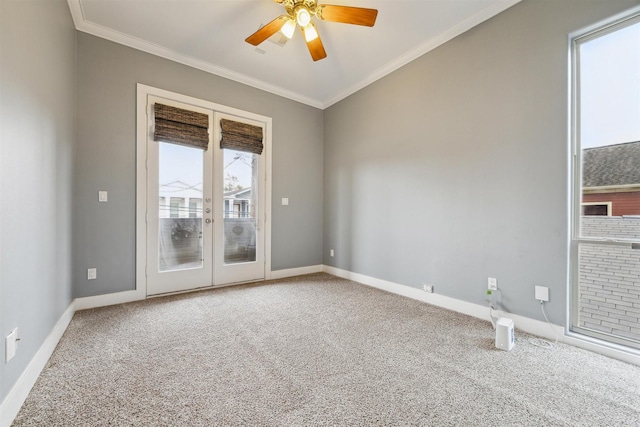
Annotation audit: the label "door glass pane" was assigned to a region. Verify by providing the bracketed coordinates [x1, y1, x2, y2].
[158, 142, 204, 272]
[223, 149, 257, 264]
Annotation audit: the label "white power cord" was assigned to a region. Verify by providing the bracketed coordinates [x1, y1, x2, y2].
[486, 290, 501, 329]
[489, 304, 500, 329]
[528, 300, 558, 349]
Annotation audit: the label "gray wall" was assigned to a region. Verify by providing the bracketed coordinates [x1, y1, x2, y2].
[0, 0, 76, 402]
[74, 33, 324, 297]
[323, 0, 640, 324]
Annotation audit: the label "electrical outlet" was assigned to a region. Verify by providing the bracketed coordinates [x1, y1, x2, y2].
[423, 284, 434, 293]
[535, 285, 549, 302]
[330, 249, 334, 257]
[87, 268, 97, 280]
[6, 328, 18, 362]
[488, 277, 498, 291]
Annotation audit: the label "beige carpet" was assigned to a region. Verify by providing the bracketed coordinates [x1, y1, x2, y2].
[12, 273, 640, 426]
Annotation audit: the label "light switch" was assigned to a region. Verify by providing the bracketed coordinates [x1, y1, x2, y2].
[88, 268, 97, 280]
[98, 191, 108, 202]
[282, 198, 289, 206]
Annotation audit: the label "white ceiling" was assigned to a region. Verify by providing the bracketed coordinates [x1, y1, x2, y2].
[68, 0, 521, 109]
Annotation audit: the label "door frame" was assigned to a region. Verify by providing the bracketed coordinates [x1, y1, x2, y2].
[136, 83, 273, 297]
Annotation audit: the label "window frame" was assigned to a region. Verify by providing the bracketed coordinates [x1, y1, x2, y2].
[569, 9, 640, 349]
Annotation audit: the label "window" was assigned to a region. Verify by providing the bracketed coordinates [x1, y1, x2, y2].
[571, 12, 640, 349]
[189, 198, 202, 218]
[581, 202, 611, 216]
[170, 197, 183, 218]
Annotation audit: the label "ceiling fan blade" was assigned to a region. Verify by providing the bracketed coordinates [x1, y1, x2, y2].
[245, 15, 289, 46]
[317, 5, 378, 27]
[302, 25, 327, 62]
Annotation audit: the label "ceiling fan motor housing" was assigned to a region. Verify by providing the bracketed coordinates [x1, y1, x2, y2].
[285, 0, 319, 19]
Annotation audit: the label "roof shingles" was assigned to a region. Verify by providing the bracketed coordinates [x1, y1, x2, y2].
[582, 141, 640, 187]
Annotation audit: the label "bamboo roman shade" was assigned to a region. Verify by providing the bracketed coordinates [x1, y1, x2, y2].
[154, 103, 210, 150]
[220, 118, 264, 155]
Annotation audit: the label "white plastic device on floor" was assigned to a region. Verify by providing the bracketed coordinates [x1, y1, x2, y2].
[495, 317, 515, 351]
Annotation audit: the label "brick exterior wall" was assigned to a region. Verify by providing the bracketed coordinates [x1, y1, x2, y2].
[579, 216, 640, 342]
[583, 191, 640, 216]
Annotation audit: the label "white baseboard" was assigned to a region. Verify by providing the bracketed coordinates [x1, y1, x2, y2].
[1, 288, 146, 426]
[73, 288, 145, 311]
[74, 267, 326, 310]
[0, 303, 75, 427]
[2, 265, 637, 427]
[322, 265, 640, 366]
[322, 265, 566, 341]
[323, 265, 494, 322]
[269, 264, 323, 280]
[73, 267, 326, 305]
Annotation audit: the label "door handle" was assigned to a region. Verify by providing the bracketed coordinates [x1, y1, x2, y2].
[205, 218, 212, 224]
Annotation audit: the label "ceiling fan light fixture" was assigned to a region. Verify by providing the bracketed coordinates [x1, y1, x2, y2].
[303, 23, 318, 42]
[245, 1, 378, 62]
[281, 18, 296, 39]
[296, 7, 311, 27]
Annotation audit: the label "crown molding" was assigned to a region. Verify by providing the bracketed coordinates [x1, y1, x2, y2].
[67, 0, 521, 110]
[66, 0, 323, 108]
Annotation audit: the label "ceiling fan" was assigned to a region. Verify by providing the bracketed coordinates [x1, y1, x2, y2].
[245, 0, 378, 62]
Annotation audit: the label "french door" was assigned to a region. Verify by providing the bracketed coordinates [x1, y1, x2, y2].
[144, 94, 267, 296]
[213, 113, 266, 286]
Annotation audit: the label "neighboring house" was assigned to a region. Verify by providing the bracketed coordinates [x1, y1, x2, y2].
[582, 141, 640, 216]
[159, 180, 203, 218]
[159, 180, 252, 219]
[224, 187, 252, 218]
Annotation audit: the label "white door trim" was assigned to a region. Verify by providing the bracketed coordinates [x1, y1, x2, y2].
[136, 83, 272, 296]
